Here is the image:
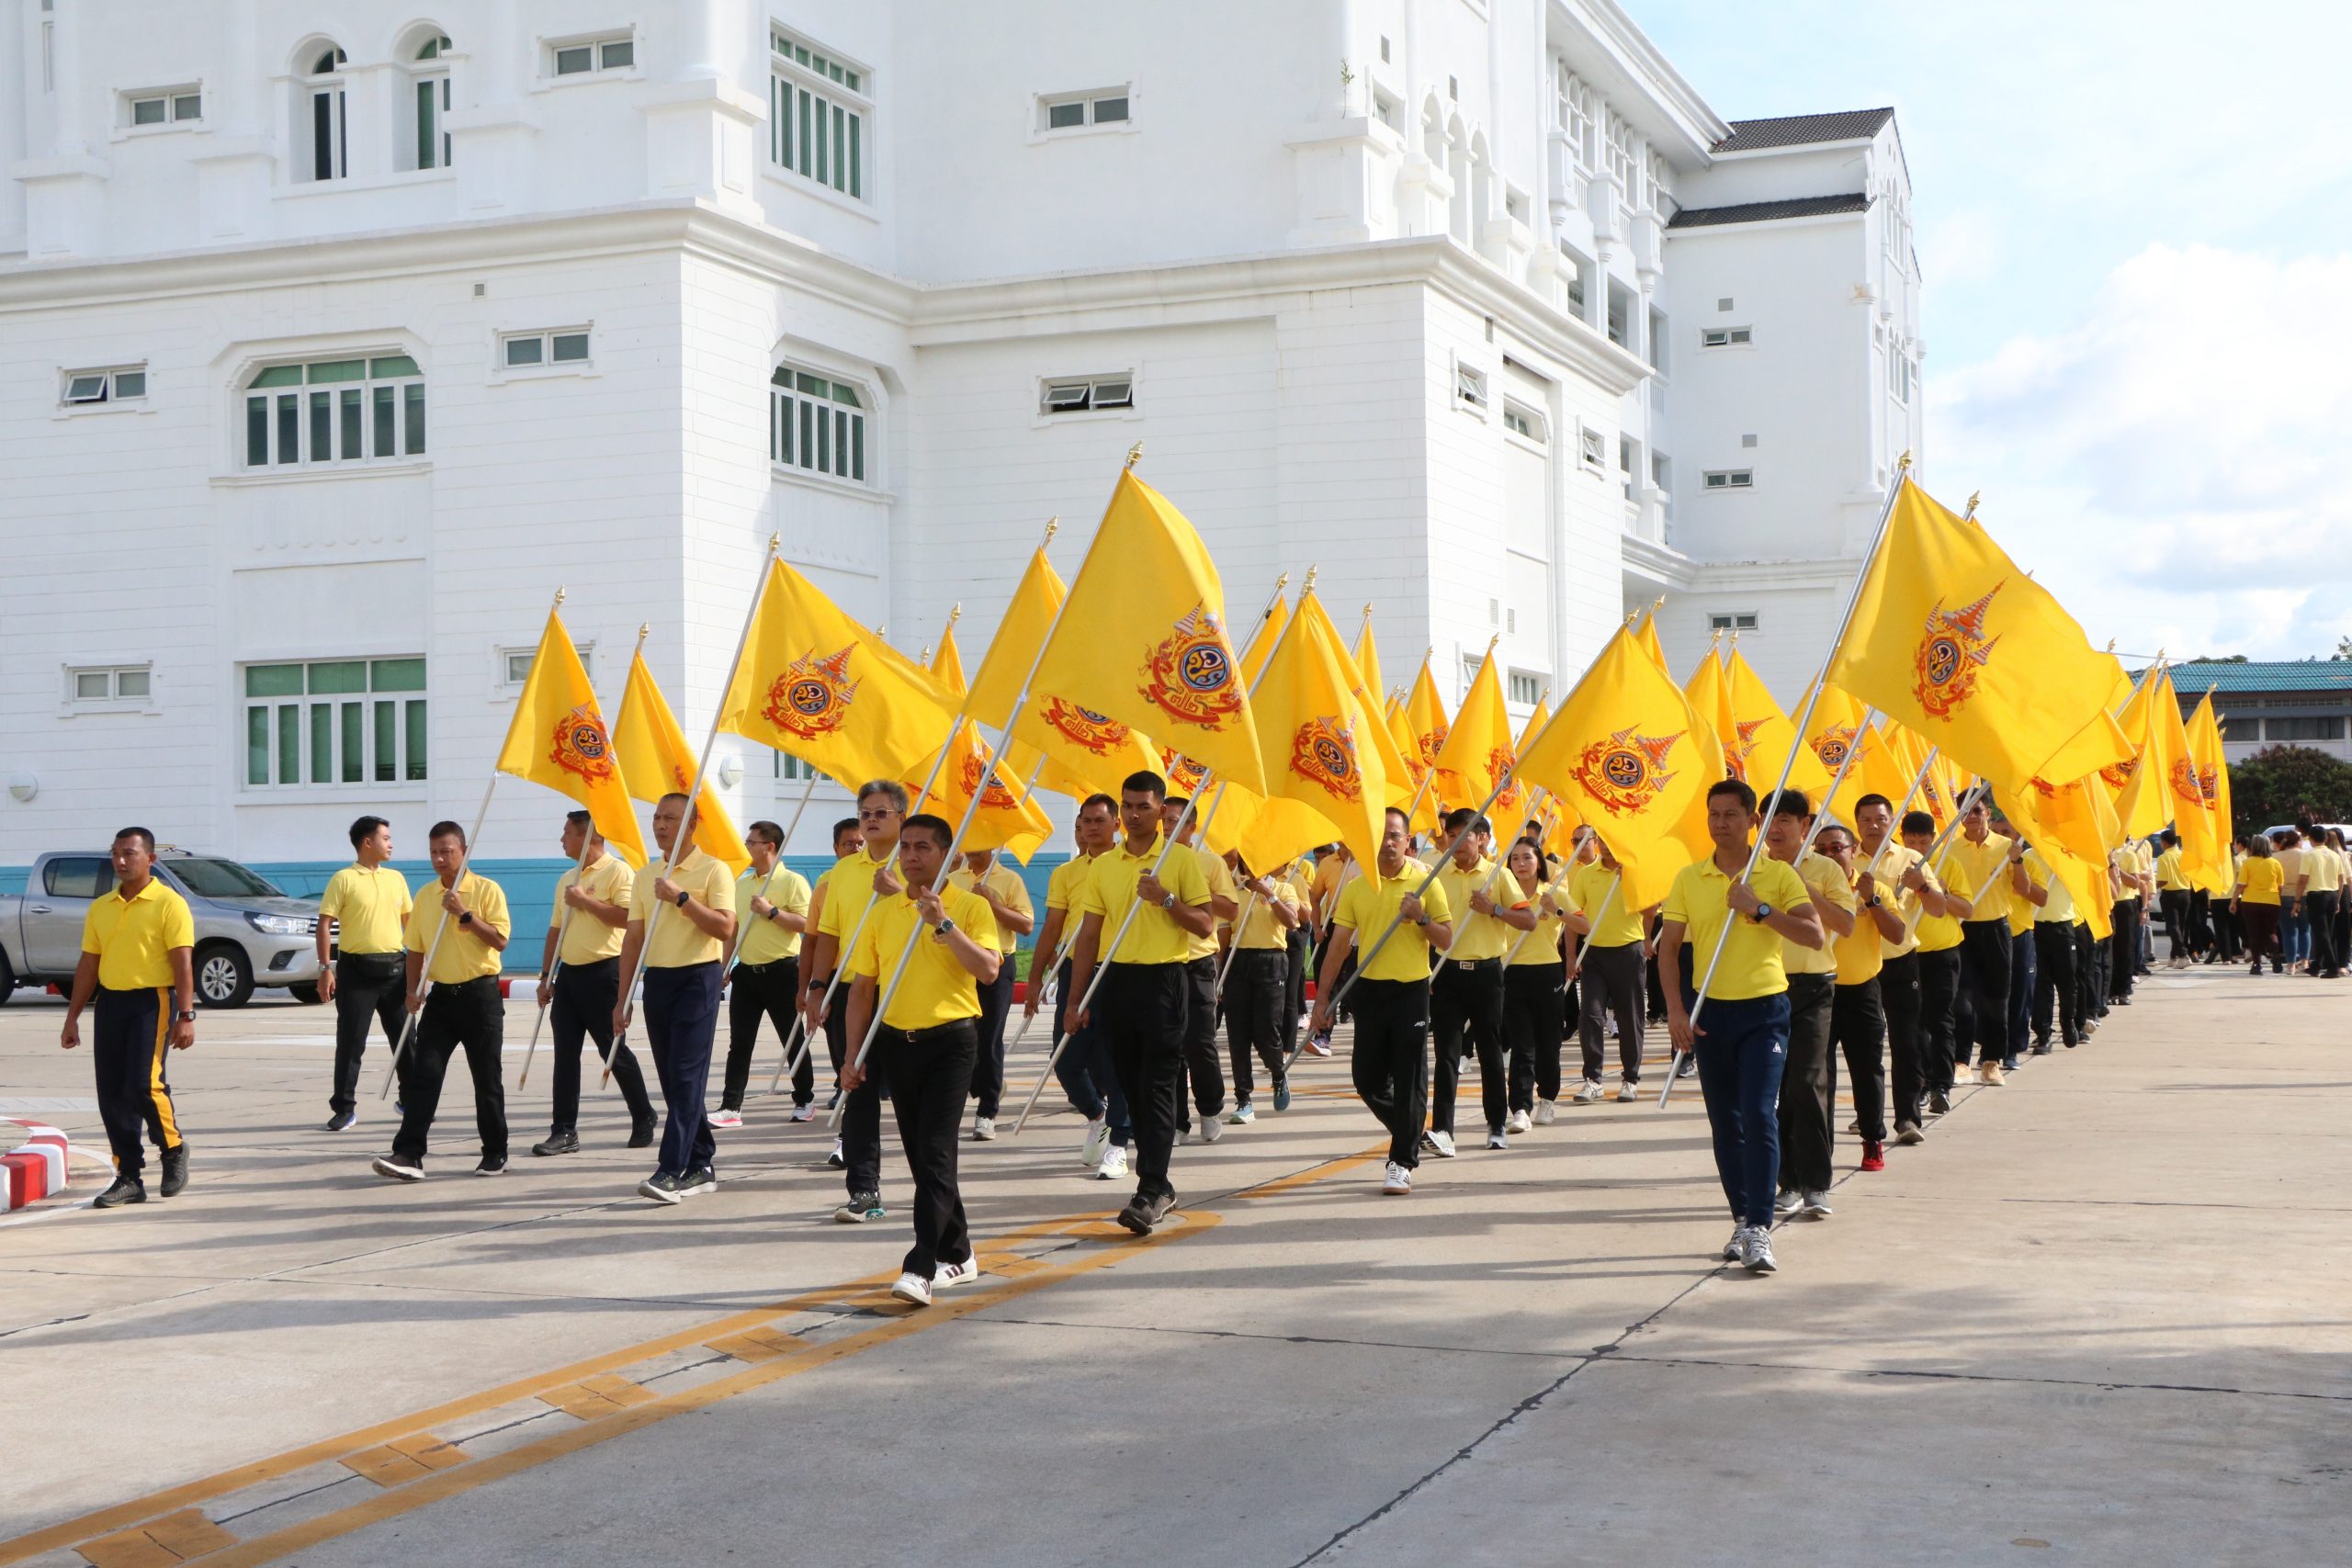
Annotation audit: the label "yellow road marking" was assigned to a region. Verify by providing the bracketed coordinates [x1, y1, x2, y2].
[76, 1506, 234, 1567]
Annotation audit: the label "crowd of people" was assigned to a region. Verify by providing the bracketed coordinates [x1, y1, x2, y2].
[59, 775, 2325, 1300]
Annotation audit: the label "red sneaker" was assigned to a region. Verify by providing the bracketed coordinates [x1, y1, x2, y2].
[1860, 1140, 1886, 1172]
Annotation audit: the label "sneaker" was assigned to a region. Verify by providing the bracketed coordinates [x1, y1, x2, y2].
[372, 1156, 425, 1183]
[1774, 1189, 1804, 1215]
[1572, 1080, 1604, 1104]
[628, 1119, 657, 1149]
[1674, 1055, 1696, 1079]
[474, 1154, 508, 1177]
[1722, 1224, 1747, 1261]
[1612, 1078, 1636, 1103]
[1426, 1129, 1457, 1159]
[1272, 1077, 1292, 1113]
[324, 1110, 358, 1133]
[1980, 1062, 2007, 1086]
[826, 1088, 842, 1111]
[933, 1256, 981, 1292]
[1534, 1099, 1557, 1125]
[1743, 1228, 1779, 1274]
[709, 1108, 744, 1130]
[676, 1167, 718, 1197]
[972, 1115, 998, 1141]
[1080, 1118, 1110, 1167]
[1199, 1113, 1224, 1144]
[533, 1130, 581, 1156]
[1304, 1031, 1333, 1057]
[1504, 1110, 1532, 1135]
[1928, 1090, 1952, 1116]
[1801, 1190, 1833, 1218]
[891, 1271, 933, 1307]
[1227, 1102, 1256, 1125]
[1116, 1190, 1176, 1235]
[834, 1190, 886, 1224]
[159, 1143, 188, 1197]
[94, 1174, 147, 1208]
[2030, 1042, 2052, 1057]
[2003, 1055, 2021, 1072]
[1095, 1144, 1129, 1181]
[1485, 1129, 1510, 1150]
[637, 1172, 684, 1205]
[790, 1102, 816, 1122]
[1860, 1140, 1886, 1172]
[1894, 1121, 1925, 1146]
[1382, 1161, 1412, 1195]
[826, 1138, 846, 1169]
[1846, 1120, 1862, 1134]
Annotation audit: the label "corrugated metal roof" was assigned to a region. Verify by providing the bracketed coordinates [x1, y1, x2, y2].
[2147, 660, 2352, 694]
[1667, 193, 1871, 230]
[1713, 108, 1895, 153]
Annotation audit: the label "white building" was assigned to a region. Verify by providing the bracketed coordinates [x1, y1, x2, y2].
[0, 0, 1922, 898]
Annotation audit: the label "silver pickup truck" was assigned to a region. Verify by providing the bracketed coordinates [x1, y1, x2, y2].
[0, 851, 326, 1009]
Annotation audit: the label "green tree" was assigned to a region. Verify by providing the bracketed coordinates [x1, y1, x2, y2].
[2228, 744, 2352, 835]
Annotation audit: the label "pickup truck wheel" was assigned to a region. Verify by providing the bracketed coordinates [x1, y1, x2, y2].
[0, 948, 15, 1005]
[195, 942, 255, 1009]
[288, 982, 324, 1005]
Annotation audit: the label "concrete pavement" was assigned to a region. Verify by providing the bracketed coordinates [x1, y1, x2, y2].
[0, 967, 2344, 1567]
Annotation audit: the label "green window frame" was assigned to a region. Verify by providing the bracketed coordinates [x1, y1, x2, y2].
[769, 363, 866, 483]
[769, 29, 866, 200]
[241, 659, 427, 788]
[242, 355, 425, 468]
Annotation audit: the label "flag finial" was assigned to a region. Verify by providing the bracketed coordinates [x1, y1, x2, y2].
[552, 586, 566, 607]
[1896, 450, 1914, 472]
[767, 532, 780, 555]
[635, 622, 650, 644]
[1124, 441, 1143, 470]
[1044, 515, 1059, 543]
[947, 604, 962, 627]
[1653, 594, 1665, 611]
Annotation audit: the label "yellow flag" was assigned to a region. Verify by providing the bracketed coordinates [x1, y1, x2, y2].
[2149, 670, 2222, 879]
[929, 617, 967, 696]
[2184, 690, 2233, 894]
[1237, 592, 1391, 884]
[963, 547, 1162, 800]
[1351, 612, 1386, 707]
[614, 649, 749, 874]
[2004, 779, 2115, 941]
[1726, 644, 1832, 799]
[1519, 626, 1711, 910]
[1635, 607, 1670, 673]
[1402, 656, 1451, 801]
[1828, 481, 2117, 785]
[2037, 702, 2135, 787]
[1684, 640, 1742, 779]
[493, 609, 649, 867]
[905, 721, 1052, 863]
[718, 558, 959, 789]
[1024, 468, 1266, 794]
[1797, 681, 1876, 826]
[1239, 594, 1289, 682]
[1433, 645, 1521, 821]
[2108, 669, 2171, 839]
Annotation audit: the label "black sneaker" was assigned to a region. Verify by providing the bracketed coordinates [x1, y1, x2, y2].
[94, 1174, 147, 1208]
[1928, 1090, 1951, 1115]
[533, 1130, 581, 1156]
[158, 1144, 188, 1197]
[628, 1119, 657, 1150]
[1117, 1190, 1176, 1235]
[324, 1110, 358, 1133]
[372, 1155, 425, 1182]
[676, 1167, 718, 1197]
[638, 1171, 684, 1205]
[474, 1154, 508, 1177]
[833, 1190, 884, 1224]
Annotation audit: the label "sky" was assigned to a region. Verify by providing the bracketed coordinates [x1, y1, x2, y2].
[1638, 0, 2352, 664]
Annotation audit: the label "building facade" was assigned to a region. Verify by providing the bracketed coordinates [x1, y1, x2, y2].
[0, 0, 1923, 900]
[2167, 662, 2352, 766]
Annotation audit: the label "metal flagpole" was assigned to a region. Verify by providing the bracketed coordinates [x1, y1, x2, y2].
[1007, 567, 1303, 1136]
[1656, 456, 1912, 1107]
[379, 771, 503, 1098]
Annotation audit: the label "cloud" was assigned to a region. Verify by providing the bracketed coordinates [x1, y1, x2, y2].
[1933, 244, 2352, 660]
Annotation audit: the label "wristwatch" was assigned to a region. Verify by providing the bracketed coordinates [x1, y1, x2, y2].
[1159, 892, 1176, 910]
[177, 1010, 197, 1022]
[1749, 901, 1774, 925]
[765, 906, 784, 922]
[1867, 894, 1884, 909]
[457, 910, 473, 927]
[674, 889, 691, 908]
[933, 917, 956, 941]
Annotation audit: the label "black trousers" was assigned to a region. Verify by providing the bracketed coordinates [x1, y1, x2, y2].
[1880, 950, 1924, 1128]
[966, 960, 1016, 1118]
[1175, 955, 1227, 1128]
[1225, 948, 1287, 1103]
[1777, 972, 1838, 1192]
[2031, 923, 2080, 1045]
[2305, 889, 2341, 976]
[643, 962, 719, 1179]
[1430, 958, 1507, 1135]
[548, 956, 653, 1134]
[2109, 899, 2140, 998]
[329, 952, 404, 1115]
[2159, 889, 2191, 960]
[877, 1020, 977, 1278]
[826, 980, 890, 1197]
[1283, 928, 1311, 1055]
[392, 976, 505, 1166]
[723, 956, 802, 1110]
[92, 985, 183, 1177]
[1099, 962, 1188, 1203]
[2077, 926, 2103, 1026]
[1576, 942, 1645, 1084]
[2209, 899, 2242, 963]
[1314, 921, 1356, 1021]
[1916, 947, 1963, 1092]
[1502, 961, 1566, 1110]
[1350, 977, 1430, 1169]
[1953, 919, 2011, 1066]
[1833, 978, 1887, 1144]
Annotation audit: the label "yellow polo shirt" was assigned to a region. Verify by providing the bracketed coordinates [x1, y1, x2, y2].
[947, 861, 1032, 956]
[1915, 851, 1971, 953]
[549, 853, 634, 965]
[1507, 884, 1566, 967]
[1284, 860, 1316, 927]
[734, 863, 810, 966]
[81, 877, 196, 990]
[2007, 850, 2050, 937]
[1946, 833, 2018, 926]
[1333, 859, 1453, 983]
[1229, 875, 1302, 951]
[815, 846, 894, 953]
[846, 885, 999, 1031]
[405, 873, 510, 984]
[1569, 859, 1645, 949]
[2239, 857, 2285, 905]
[319, 863, 411, 955]
[2301, 845, 2344, 894]
[1073, 834, 1212, 966]
[1180, 843, 1237, 962]
[1866, 842, 1930, 958]
[1312, 853, 1350, 923]
[1834, 868, 1886, 986]
[2155, 848, 2188, 892]
[1659, 852, 1814, 1002]
[1781, 851, 1854, 977]
[629, 849, 735, 968]
[1434, 856, 1510, 962]
[1045, 852, 1095, 914]
[2109, 845, 2143, 898]
[2024, 849, 2073, 924]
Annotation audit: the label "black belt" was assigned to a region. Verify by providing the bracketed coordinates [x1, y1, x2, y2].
[337, 951, 403, 968]
[1443, 955, 1502, 973]
[737, 957, 797, 973]
[887, 1019, 977, 1045]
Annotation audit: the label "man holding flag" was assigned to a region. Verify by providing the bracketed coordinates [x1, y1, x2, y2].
[373, 822, 512, 1183]
[616, 794, 737, 1204]
[534, 811, 655, 1156]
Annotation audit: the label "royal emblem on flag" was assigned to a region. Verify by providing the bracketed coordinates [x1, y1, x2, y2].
[1574, 728, 1683, 818]
[2169, 755, 2219, 807]
[1289, 716, 1362, 804]
[548, 705, 617, 784]
[1813, 724, 1856, 773]
[1040, 696, 1133, 756]
[1417, 728, 1447, 769]
[763, 646, 859, 741]
[958, 747, 1019, 810]
[1160, 747, 1209, 795]
[2099, 756, 2137, 791]
[1913, 587, 2003, 720]
[1728, 717, 1767, 779]
[1138, 604, 1243, 731]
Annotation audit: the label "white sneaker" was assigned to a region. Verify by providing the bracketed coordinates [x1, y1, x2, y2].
[708, 1108, 743, 1130]
[1227, 1102, 1256, 1125]
[1572, 1080, 1604, 1105]
[790, 1102, 816, 1122]
[933, 1256, 981, 1292]
[1801, 1190, 1833, 1219]
[1079, 1117, 1110, 1167]
[1426, 1129, 1457, 1158]
[1774, 1189, 1804, 1214]
[1200, 1113, 1224, 1144]
[1486, 1129, 1510, 1150]
[1533, 1099, 1557, 1125]
[1504, 1110, 1532, 1135]
[1743, 1229, 1779, 1274]
[1615, 1078, 1639, 1102]
[972, 1115, 997, 1141]
[1095, 1145, 1129, 1180]
[1382, 1161, 1411, 1195]
[1722, 1224, 1748, 1261]
[891, 1271, 933, 1307]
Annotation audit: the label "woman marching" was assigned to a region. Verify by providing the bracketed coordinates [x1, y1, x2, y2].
[1497, 838, 1570, 1133]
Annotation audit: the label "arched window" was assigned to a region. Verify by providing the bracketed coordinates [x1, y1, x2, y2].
[300, 44, 349, 182]
[243, 354, 425, 468]
[413, 35, 453, 170]
[769, 364, 866, 483]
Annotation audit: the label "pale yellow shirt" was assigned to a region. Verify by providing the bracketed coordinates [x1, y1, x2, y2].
[946, 862, 1032, 956]
[549, 853, 634, 966]
[1781, 850, 1854, 977]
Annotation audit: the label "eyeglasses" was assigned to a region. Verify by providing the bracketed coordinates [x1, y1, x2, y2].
[857, 808, 899, 821]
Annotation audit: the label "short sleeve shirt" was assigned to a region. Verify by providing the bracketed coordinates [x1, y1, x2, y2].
[1045, 853, 1095, 914]
[1569, 859, 1645, 950]
[2155, 849, 2189, 891]
[2239, 857, 2285, 905]
[1946, 833, 2018, 926]
[1868, 842, 1931, 959]
[1230, 875, 1302, 951]
[946, 862, 1032, 955]
[1915, 850, 1972, 953]
[319, 864, 411, 955]
[1072, 835, 1212, 966]
[404, 874, 510, 984]
[1782, 851, 1855, 977]
[2302, 846, 2344, 893]
[846, 885, 1000, 1031]
[1434, 856, 1510, 962]
[81, 877, 196, 990]
[550, 854, 635, 966]
[1659, 853, 1814, 1001]
[1507, 885, 1566, 968]
[1185, 845, 1237, 961]
[629, 849, 734, 968]
[734, 863, 811, 966]
[2023, 849, 2072, 923]
[1333, 859, 1453, 983]
[1833, 864, 1886, 986]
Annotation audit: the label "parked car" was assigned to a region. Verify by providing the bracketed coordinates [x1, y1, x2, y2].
[0, 851, 325, 1008]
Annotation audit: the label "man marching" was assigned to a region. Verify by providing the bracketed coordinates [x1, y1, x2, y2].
[616, 794, 736, 1204]
[801, 783, 906, 1221]
[945, 845, 1034, 1141]
[61, 828, 197, 1208]
[1025, 794, 1131, 1178]
[1432, 809, 1512, 1154]
[315, 815, 410, 1133]
[1222, 850, 1303, 1122]
[1160, 795, 1237, 1144]
[533, 810, 655, 1156]
[717, 819, 810, 1127]
[374, 821, 511, 1181]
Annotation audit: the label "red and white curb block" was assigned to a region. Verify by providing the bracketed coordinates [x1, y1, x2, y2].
[3, 1119, 74, 1211]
